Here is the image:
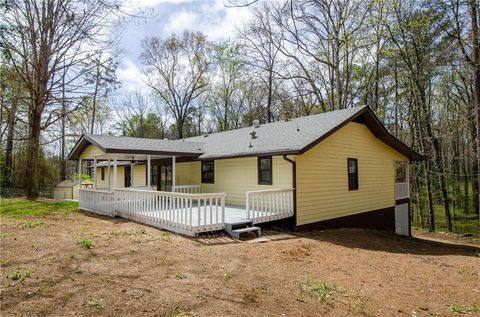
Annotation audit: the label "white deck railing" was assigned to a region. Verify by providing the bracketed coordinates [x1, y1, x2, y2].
[246, 188, 295, 224]
[113, 188, 225, 236]
[172, 185, 201, 194]
[396, 183, 409, 200]
[79, 189, 115, 216]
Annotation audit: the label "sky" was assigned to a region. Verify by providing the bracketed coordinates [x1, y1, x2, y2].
[116, 0, 253, 93]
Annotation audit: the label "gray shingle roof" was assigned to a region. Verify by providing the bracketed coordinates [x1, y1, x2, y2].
[68, 134, 204, 159]
[188, 106, 367, 159]
[68, 106, 422, 161]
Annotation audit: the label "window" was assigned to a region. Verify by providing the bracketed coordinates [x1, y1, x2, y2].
[101, 167, 105, 181]
[201, 161, 214, 183]
[348, 158, 358, 190]
[258, 156, 272, 185]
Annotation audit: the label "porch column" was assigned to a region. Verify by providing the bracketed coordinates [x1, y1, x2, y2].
[93, 157, 97, 189]
[113, 159, 118, 190]
[172, 156, 176, 190]
[78, 159, 82, 186]
[130, 162, 133, 188]
[406, 162, 410, 198]
[107, 159, 111, 191]
[147, 155, 151, 189]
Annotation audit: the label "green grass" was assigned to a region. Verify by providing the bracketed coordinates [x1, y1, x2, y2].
[0, 198, 78, 217]
[412, 203, 479, 235]
[88, 298, 105, 309]
[77, 239, 94, 249]
[7, 271, 31, 282]
[300, 280, 338, 301]
[17, 220, 49, 228]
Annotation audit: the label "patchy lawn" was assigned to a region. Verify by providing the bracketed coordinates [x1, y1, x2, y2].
[0, 198, 479, 317]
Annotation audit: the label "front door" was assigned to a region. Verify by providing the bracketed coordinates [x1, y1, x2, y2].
[159, 164, 172, 192]
[124, 165, 131, 188]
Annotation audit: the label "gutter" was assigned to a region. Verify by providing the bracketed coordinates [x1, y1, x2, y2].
[283, 155, 297, 230]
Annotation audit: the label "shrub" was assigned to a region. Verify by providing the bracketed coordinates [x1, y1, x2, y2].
[77, 239, 93, 249]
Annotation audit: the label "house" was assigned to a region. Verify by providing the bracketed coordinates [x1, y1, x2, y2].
[54, 179, 94, 200]
[67, 106, 421, 238]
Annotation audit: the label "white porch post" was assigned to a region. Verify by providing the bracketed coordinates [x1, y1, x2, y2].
[406, 162, 410, 198]
[130, 162, 133, 188]
[113, 159, 118, 190]
[147, 155, 151, 189]
[172, 156, 176, 190]
[93, 157, 97, 189]
[78, 159, 82, 185]
[107, 159, 111, 191]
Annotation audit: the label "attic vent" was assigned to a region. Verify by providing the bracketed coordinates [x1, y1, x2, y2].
[250, 130, 257, 139]
[253, 120, 260, 128]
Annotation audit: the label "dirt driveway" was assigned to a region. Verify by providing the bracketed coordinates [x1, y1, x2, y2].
[1, 210, 479, 316]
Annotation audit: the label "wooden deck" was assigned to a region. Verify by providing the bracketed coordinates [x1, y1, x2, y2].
[79, 187, 294, 236]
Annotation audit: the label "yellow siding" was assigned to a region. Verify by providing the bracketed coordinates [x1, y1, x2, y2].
[201, 156, 293, 206]
[95, 166, 125, 189]
[296, 122, 408, 226]
[133, 165, 146, 187]
[79, 145, 104, 159]
[175, 162, 201, 185]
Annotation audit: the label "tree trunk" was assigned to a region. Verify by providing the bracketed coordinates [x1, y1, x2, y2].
[60, 74, 67, 181]
[4, 90, 18, 187]
[90, 63, 100, 134]
[177, 120, 184, 139]
[26, 108, 42, 198]
[267, 69, 273, 123]
[469, 0, 480, 217]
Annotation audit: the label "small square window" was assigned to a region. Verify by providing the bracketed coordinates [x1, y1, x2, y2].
[348, 158, 358, 190]
[258, 156, 272, 185]
[201, 161, 214, 184]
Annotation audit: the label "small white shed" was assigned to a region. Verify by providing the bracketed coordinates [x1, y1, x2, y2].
[54, 179, 93, 200]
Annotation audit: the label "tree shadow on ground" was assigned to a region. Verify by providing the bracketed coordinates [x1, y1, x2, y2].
[298, 228, 480, 257]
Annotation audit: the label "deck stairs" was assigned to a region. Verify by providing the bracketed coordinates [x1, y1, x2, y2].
[225, 219, 261, 239]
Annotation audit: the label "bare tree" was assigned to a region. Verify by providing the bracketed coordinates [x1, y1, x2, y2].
[1, 0, 118, 197]
[265, 0, 370, 111]
[239, 5, 282, 122]
[141, 31, 213, 139]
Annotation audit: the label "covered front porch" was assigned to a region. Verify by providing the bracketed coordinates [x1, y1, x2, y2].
[69, 135, 294, 236]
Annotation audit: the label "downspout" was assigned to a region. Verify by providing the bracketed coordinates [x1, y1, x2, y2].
[283, 155, 297, 230]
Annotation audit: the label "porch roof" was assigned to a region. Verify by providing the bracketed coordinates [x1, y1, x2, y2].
[67, 134, 204, 160]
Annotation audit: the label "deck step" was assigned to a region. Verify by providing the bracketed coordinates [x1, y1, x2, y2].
[229, 226, 261, 240]
[225, 220, 253, 232]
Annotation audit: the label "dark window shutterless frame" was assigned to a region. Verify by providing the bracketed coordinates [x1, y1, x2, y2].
[347, 158, 359, 190]
[258, 156, 273, 185]
[201, 161, 215, 184]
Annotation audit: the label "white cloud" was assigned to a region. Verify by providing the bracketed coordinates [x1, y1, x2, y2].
[116, 58, 148, 92]
[164, 10, 198, 34]
[122, 0, 191, 13]
[163, 1, 253, 41]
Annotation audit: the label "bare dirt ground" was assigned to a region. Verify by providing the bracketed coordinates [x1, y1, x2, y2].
[1, 210, 479, 317]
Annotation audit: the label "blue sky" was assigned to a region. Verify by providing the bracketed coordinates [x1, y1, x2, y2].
[116, 0, 252, 92]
